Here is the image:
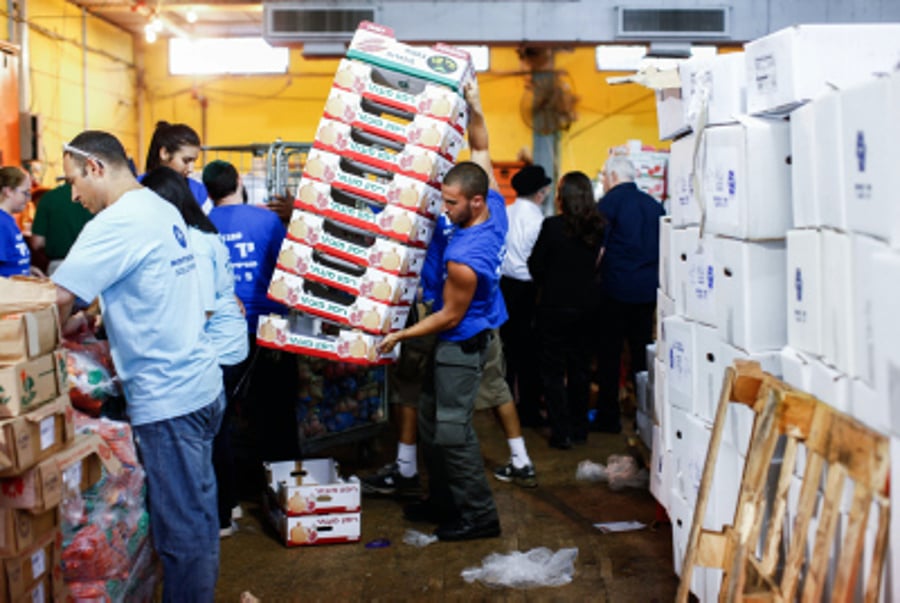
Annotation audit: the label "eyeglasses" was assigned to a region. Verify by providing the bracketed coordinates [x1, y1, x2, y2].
[63, 143, 104, 168]
[15, 188, 30, 197]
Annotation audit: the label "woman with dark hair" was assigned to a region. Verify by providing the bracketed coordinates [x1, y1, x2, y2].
[0, 166, 39, 276]
[143, 121, 209, 211]
[528, 170, 606, 449]
[143, 166, 248, 537]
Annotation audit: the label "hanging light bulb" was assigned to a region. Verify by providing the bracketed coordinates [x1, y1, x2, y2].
[144, 24, 157, 43]
[186, 8, 198, 24]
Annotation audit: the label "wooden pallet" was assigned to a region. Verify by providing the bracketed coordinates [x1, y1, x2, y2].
[676, 360, 891, 602]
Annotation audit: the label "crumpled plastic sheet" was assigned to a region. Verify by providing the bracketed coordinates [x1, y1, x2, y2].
[402, 529, 437, 548]
[576, 455, 649, 491]
[461, 547, 578, 588]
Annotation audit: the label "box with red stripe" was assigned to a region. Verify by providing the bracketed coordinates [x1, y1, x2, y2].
[256, 314, 398, 366]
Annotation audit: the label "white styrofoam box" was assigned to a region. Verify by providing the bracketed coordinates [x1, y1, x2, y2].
[780, 346, 814, 393]
[744, 24, 900, 115]
[670, 408, 715, 523]
[646, 343, 656, 383]
[890, 72, 900, 251]
[681, 51, 747, 128]
[656, 288, 676, 363]
[701, 117, 792, 240]
[649, 425, 671, 510]
[671, 226, 700, 315]
[636, 409, 653, 450]
[714, 236, 787, 352]
[664, 315, 696, 413]
[684, 233, 718, 328]
[719, 344, 782, 456]
[841, 76, 893, 242]
[656, 86, 690, 141]
[669, 491, 710, 599]
[852, 235, 887, 388]
[852, 378, 890, 440]
[809, 358, 851, 414]
[636, 370, 651, 416]
[659, 216, 673, 298]
[789, 101, 819, 228]
[654, 358, 668, 438]
[873, 251, 900, 436]
[668, 134, 700, 227]
[813, 91, 847, 232]
[710, 440, 744, 532]
[821, 230, 854, 375]
[786, 229, 824, 357]
[891, 437, 900, 603]
[694, 323, 723, 425]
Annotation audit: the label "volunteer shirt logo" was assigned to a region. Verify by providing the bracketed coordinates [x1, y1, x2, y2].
[173, 225, 188, 248]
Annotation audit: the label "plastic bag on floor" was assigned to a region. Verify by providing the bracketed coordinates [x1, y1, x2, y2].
[461, 547, 578, 588]
[576, 455, 649, 491]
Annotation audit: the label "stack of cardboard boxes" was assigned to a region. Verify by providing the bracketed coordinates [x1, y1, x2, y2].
[258, 21, 474, 366]
[264, 458, 361, 547]
[647, 25, 900, 601]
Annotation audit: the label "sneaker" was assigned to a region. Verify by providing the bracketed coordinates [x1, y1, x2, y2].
[361, 462, 422, 497]
[220, 521, 237, 538]
[231, 505, 243, 520]
[493, 462, 538, 488]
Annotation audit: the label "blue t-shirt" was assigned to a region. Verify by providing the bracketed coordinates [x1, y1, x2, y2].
[190, 228, 249, 367]
[430, 189, 509, 341]
[52, 188, 223, 426]
[0, 211, 30, 276]
[597, 182, 666, 304]
[208, 204, 287, 333]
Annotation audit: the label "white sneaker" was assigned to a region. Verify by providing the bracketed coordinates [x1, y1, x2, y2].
[220, 520, 237, 538]
[232, 505, 243, 520]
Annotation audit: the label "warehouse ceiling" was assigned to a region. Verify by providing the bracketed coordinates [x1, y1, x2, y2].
[70, 0, 264, 38]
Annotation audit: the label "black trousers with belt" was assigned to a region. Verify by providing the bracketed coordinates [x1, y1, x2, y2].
[499, 276, 543, 425]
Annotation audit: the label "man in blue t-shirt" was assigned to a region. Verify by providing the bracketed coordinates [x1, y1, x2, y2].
[378, 80, 506, 542]
[594, 155, 666, 434]
[53, 131, 224, 601]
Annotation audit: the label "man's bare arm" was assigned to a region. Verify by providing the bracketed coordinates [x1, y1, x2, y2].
[464, 80, 499, 191]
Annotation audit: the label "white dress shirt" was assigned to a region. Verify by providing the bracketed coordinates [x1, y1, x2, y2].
[501, 198, 545, 281]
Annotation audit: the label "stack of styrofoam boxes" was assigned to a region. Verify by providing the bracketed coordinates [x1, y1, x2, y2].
[264, 458, 361, 547]
[259, 21, 473, 366]
[750, 24, 900, 601]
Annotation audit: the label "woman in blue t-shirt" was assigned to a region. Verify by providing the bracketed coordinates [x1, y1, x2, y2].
[142, 121, 210, 211]
[0, 166, 36, 277]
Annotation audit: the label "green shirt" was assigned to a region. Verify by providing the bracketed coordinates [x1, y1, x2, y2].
[31, 184, 93, 260]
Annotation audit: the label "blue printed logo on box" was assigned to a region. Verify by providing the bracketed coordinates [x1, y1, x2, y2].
[795, 267, 803, 302]
[856, 130, 866, 173]
[727, 170, 736, 197]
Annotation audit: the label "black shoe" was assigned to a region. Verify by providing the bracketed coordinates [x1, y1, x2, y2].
[589, 420, 622, 434]
[549, 436, 573, 450]
[403, 500, 457, 524]
[493, 462, 538, 488]
[435, 517, 501, 541]
[361, 462, 422, 497]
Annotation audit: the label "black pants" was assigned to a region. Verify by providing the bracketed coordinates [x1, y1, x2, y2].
[594, 296, 656, 430]
[213, 360, 247, 528]
[499, 276, 543, 425]
[537, 306, 592, 442]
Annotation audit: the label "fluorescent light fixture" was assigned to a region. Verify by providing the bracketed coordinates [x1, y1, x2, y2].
[169, 37, 289, 75]
[595, 44, 718, 71]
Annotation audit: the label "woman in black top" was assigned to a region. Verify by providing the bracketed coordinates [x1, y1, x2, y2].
[528, 171, 606, 449]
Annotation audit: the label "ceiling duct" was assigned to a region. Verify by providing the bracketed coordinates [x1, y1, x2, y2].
[263, 3, 377, 46]
[616, 6, 731, 39]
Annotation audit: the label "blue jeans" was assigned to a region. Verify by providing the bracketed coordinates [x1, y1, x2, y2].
[134, 392, 225, 603]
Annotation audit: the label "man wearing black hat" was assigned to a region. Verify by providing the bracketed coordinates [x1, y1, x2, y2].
[499, 164, 552, 428]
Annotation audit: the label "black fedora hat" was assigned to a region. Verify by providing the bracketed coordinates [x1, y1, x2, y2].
[511, 164, 552, 197]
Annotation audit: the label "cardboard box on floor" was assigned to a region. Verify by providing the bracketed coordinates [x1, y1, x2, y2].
[0, 305, 60, 365]
[273, 506, 361, 547]
[0, 527, 62, 602]
[265, 458, 361, 517]
[0, 506, 58, 557]
[0, 350, 67, 419]
[0, 433, 122, 513]
[0, 394, 75, 476]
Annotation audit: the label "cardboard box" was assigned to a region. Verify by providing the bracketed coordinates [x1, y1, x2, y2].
[851, 378, 890, 441]
[286, 209, 426, 276]
[841, 76, 892, 242]
[680, 51, 747, 127]
[346, 22, 475, 93]
[813, 91, 847, 232]
[786, 229, 823, 357]
[714, 236, 787, 352]
[663, 316, 695, 414]
[275, 508, 361, 547]
[890, 72, 900, 252]
[0, 433, 121, 513]
[821, 230, 854, 375]
[0, 395, 74, 476]
[693, 323, 722, 425]
[303, 148, 443, 219]
[332, 58, 469, 132]
[276, 239, 418, 306]
[658, 216, 673, 298]
[268, 269, 410, 335]
[788, 101, 819, 229]
[668, 490, 706, 597]
[0, 352, 63, 419]
[265, 458, 361, 516]
[322, 87, 465, 161]
[655, 85, 688, 141]
[0, 305, 60, 365]
[683, 234, 717, 328]
[0, 507, 57, 558]
[872, 251, 900, 435]
[744, 24, 900, 115]
[669, 407, 713, 518]
[313, 117, 454, 189]
[670, 226, 699, 315]
[667, 134, 700, 227]
[0, 278, 57, 315]
[295, 177, 435, 248]
[0, 528, 60, 602]
[701, 117, 792, 240]
[256, 314, 398, 366]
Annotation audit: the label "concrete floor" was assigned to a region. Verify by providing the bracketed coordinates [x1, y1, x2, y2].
[215, 411, 678, 602]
